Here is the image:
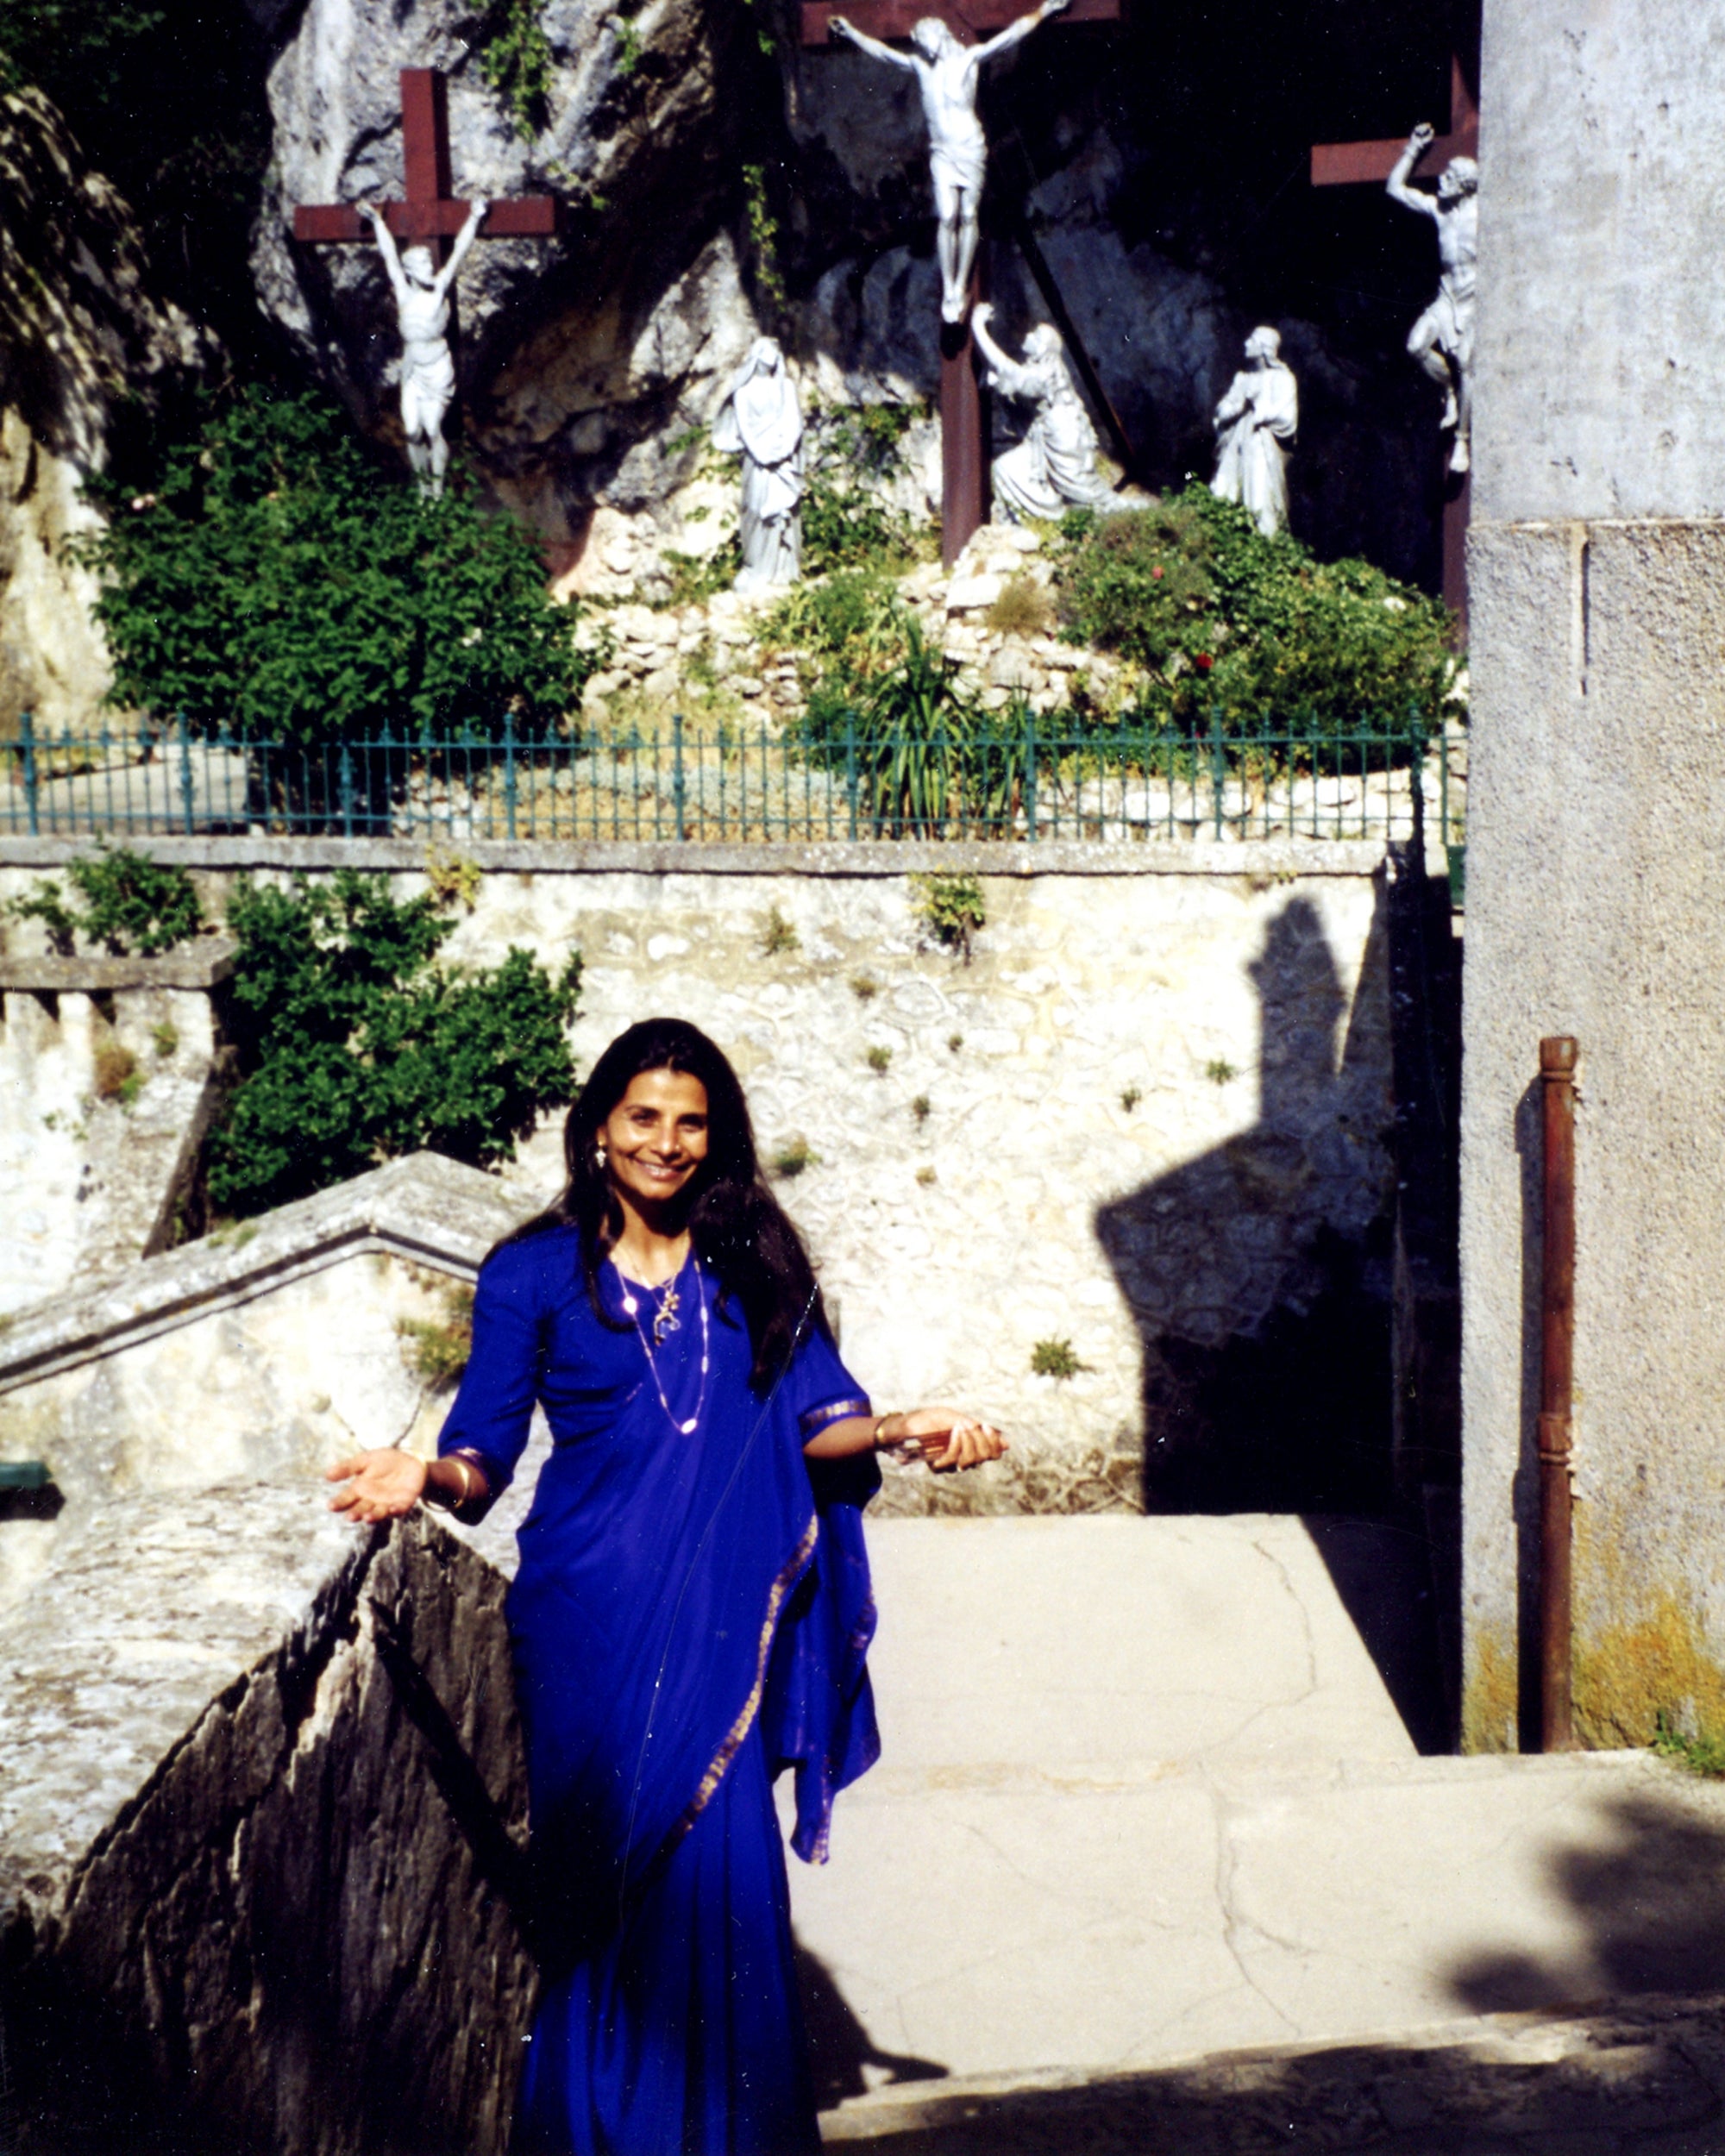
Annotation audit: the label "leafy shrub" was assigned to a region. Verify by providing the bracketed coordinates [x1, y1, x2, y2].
[800, 404, 925, 576]
[1054, 485, 1456, 740]
[78, 389, 594, 749]
[912, 873, 986, 962]
[770, 1136, 817, 1179]
[208, 871, 583, 1218]
[7, 846, 203, 956]
[762, 570, 912, 681]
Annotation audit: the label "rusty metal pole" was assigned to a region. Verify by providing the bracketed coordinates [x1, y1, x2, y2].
[1538, 1036, 1578, 1750]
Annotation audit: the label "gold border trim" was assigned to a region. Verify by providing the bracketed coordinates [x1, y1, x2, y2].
[645, 1510, 821, 1878]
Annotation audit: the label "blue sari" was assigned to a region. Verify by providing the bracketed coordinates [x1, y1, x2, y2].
[437, 1226, 880, 2155]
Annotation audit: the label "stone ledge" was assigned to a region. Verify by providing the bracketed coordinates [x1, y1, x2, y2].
[0, 937, 237, 991]
[0, 1151, 527, 1396]
[819, 1991, 1725, 2150]
[0, 1484, 530, 2152]
[0, 834, 1395, 880]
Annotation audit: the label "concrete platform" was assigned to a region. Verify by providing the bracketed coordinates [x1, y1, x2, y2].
[792, 1519, 1725, 2133]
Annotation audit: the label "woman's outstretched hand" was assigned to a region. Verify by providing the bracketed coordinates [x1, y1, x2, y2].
[892, 1407, 1007, 1474]
[326, 1448, 429, 1523]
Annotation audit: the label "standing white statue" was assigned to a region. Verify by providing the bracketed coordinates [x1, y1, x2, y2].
[361, 198, 487, 496]
[1210, 326, 1299, 537]
[712, 337, 805, 592]
[969, 303, 1118, 521]
[1386, 123, 1477, 475]
[828, 2, 1070, 324]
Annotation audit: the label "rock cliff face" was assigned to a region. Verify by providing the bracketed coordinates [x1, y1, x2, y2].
[0, 90, 211, 738]
[252, 0, 1448, 588]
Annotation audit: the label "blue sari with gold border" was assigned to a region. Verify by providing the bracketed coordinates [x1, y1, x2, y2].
[438, 1227, 879, 2154]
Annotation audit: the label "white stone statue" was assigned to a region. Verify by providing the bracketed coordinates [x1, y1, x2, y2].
[712, 336, 805, 592]
[969, 303, 1118, 522]
[1386, 124, 1478, 475]
[1210, 326, 1299, 537]
[828, 2, 1070, 325]
[361, 198, 487, 495]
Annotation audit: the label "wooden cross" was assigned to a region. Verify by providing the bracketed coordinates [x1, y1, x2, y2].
[292, 68, 557, 262]
[1311, 54, 1478, 630]
[802, 1, 1120, 567]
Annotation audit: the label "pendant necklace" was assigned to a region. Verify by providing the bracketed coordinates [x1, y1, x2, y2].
[613, 1251, 710, 1434]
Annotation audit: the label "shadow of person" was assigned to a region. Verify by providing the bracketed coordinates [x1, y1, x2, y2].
[1095, 892, 1395, 1518]
[794, 1937, 949, 2110]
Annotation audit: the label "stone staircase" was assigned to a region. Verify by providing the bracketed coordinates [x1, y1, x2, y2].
[798, 1518, 1725, 2151]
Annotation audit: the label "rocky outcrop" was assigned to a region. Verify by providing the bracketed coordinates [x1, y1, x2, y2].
[0, 89, 212, 738]
[252, 1, 1446, 592]
[0, 1487, 532, 2154]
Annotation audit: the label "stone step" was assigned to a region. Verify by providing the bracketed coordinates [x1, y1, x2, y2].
[817, 1994, 1725, 2152]
[788, 1519, 1725, 2115]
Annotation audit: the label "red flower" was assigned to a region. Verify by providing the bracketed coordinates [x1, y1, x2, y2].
[1151, 565, 1164, 580]
[1195, 651, 1214, 672]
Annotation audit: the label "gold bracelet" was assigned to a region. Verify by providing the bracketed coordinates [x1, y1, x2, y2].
[872, 1414, 894, 1451]
[430, 1454, 477, 1511]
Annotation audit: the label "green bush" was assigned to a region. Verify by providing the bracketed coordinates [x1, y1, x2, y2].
[797, 620, 1024, 837]
[762, 570, 912, 681]
[800, 404, 925, 576]
[1054, 486, 1457, 740]
[78, 389, 594, 749]
[8, 845, 203, 956]
[208, 871, 582, 1217]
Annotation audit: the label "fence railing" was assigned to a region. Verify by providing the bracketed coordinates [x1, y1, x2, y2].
[1, 710, 1467, 851]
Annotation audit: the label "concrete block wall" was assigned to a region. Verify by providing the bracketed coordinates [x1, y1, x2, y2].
[1461, 4, 1725, 1747]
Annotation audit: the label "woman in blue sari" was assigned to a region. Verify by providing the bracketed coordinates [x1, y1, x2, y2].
[328, 1018, 1005, 2154]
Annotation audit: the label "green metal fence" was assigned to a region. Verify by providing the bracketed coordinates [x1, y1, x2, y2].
[2, 709, 1466, 850]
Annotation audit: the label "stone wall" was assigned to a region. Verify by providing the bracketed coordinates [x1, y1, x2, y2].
[0, 944, 234, 1319]
[0, 1154, 524, 1612]
[0, 1486, 532, 2154]
[2, 837, 1397, 1519]
[1460, 4, 1725, 1749]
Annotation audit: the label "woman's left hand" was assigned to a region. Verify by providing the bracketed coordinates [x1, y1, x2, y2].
[892, 1407, 1007, 1473]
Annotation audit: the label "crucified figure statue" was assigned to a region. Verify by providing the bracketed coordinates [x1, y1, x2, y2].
[1386, 122, 1478, 476]
[361, 197, 487, 495]
[829, 1, 1070, 324]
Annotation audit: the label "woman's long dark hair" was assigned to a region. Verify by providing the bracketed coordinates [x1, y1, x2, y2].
[505, 1017, 830, 1392]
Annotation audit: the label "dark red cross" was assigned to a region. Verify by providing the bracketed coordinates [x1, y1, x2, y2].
[292, 69, 558, 265]
[803, 2, 1120, 567]
[1312, 55, 1478, 630]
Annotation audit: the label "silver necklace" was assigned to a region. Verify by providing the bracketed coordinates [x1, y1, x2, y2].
[613, 1252, 710, 1434]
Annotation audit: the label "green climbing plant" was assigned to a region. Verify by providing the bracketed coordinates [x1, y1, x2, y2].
[479, 0, 554, 135]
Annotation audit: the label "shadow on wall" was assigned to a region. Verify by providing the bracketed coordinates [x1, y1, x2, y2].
[812, 1784, 1725, 2152]
[1095, 892, 1396, 1517]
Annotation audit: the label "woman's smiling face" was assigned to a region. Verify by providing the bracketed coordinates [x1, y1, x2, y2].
[599, 1069, 711, 1210]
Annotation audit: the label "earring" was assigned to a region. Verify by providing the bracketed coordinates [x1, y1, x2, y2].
[594, 1144, 607, 1169]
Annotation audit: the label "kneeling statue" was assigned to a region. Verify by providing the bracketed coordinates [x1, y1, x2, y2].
[970, 304, 1119, 523]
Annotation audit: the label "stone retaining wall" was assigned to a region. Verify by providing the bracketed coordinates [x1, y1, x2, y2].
[0, 840, 1399, 1514]
[0, 1488, 531, 2154]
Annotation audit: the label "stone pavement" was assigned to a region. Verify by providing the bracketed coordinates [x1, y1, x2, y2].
[798, 1518, 1725, 2151]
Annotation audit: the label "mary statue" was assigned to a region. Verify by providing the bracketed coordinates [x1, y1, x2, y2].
[1209, 327, 1299, 538]
[713, 338, 805, 592]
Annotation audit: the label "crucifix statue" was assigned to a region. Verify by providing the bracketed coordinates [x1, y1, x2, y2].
[1311, 54, 1478, 627]
[802, 0, 1120, 566]
[829, 0, 1070, 325]
[292, 69, 557, 494]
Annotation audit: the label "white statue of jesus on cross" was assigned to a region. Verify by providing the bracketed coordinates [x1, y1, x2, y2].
[828, 0, 1070, 324]
[361, 197, 487, 496]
